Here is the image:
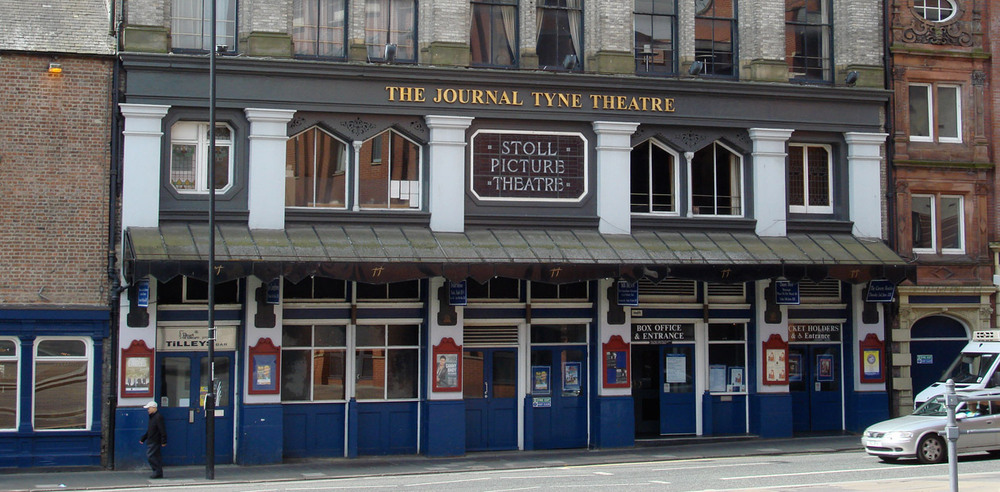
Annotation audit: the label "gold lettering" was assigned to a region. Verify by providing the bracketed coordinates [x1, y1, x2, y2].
[543, 92, 557, 107]
[386, 86, 400, 101]
[571, 93, 582, 108]
[651, 98, 663, 112]
[510, 91, 523, 105]
[472, 90, 485, 105]
[557, 93, 572, 107]
[486, 90, 499, 105]
[627, 98, 640, 111]
[616, 96, 627, 109]
[589, 94, 601, 108]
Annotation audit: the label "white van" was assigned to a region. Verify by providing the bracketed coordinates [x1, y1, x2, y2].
[913, 330, 1000, 408]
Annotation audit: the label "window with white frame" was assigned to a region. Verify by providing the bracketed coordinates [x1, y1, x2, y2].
[358, 129, 421, 209]
[707, 323, 745, 393]
[286, 127, 348, 208]
[536, 0, 583, 70]
[912, 194, 964, 254]
[281, 325, 347, 401]
[169, 122, 234, 193]
[908, 83, 962, 143]
[785, 0, 831, 82]
[171, 0, 237, 52]
[634, 0, 677, 75]
[631, 140, 679, 214]
[690, 141, 743, 216]
[33, 338, 91, 430]
[0, 338, 17, 430]
[354, 325, 420, 400]
[471, 0, 518, 67]
[365, 0, 417, 62]
[293, 0, 347, 58]
[788, 144, 832, 214]
[913, 0, 957, 22]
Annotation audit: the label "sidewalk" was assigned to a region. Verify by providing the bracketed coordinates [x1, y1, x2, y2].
[0, 434, 863, 491]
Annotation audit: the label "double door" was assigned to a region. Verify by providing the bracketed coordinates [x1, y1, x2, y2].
[632, 344, 696, 436]
[464, 348, 518, 451]
[156, 353, 234, 465]
[789, 345, 841, 432]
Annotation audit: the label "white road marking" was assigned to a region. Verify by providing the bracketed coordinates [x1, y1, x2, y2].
[721, 466, 900, 480]
[404, 477, 491, 487]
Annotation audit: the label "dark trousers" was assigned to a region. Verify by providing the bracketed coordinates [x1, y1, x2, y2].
[146, 441, 163, 477]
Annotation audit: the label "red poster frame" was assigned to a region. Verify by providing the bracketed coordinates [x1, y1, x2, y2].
[602, 335, 630, 388]
[762, 333, 789, 385]
[248, 337, 281, 395]
[433, 337, 462, 392]
[120, 339, 154, 399]
[859, 333, 886, 383]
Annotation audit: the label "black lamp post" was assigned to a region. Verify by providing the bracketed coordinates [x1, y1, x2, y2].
[206, 0, 218, 480]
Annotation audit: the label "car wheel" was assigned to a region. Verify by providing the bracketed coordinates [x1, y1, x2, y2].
[879, 456, 899, 463]
[916, 435, 946, 464]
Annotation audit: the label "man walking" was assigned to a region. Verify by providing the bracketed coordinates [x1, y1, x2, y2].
[139, 401, 167, 478]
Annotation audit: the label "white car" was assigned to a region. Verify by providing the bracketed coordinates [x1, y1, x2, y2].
[862, 392, 1000, 463]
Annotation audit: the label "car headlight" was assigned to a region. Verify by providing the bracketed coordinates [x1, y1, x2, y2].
[883, 431, 913, 442]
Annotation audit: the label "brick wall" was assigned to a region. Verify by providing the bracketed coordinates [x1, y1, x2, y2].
[0, 54, 112, 306]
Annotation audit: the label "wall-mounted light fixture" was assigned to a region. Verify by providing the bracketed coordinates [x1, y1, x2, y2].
[688, 60, 705, 76]
[48, 62, 62, 74]
[562, 54, 578, 70]
[845, 70, 859, 86]
[383, 43, 397, 63]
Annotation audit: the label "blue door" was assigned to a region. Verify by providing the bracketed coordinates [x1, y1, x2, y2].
[464, 348, 518, 451]
[660, 344, 696, 434]
[531, 347, 587, 449]
[157, 353, 235, 465]
[789, 345, 841, 432]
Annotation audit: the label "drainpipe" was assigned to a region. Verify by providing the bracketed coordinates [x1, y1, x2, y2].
[882, 0, 899, 416]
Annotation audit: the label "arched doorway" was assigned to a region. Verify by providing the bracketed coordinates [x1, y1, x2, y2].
[910, 316, 968, 398]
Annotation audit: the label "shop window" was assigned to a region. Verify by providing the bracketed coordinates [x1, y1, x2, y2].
[356, 280, 420, 300]
[634, 0, 677, 75]
[637, 277, 697, 302]
[283, 277, 348, 301]
[286, 127, 348, 208]
[293, 0, 347, 58]
[281, 325, 347, 401]
[530, 324, 587, 344]
[171, 0, 237, 52]
[912, 194, 964, 254]
[471, 0, 518, 67]
[785, 0, 831, 82]
[530, 281, 588, 300]
[358, 129, 421, 209]
[365, 0, 417, 62]
[631, 140, 679, 214]
[798, 278, 841, 302]
[0, 338, 17, 430]
[158, 277, 240, 304]
[913, 0, 957, 22]
[169, 122, 234, 193]
[694, 0, 736, 77]
[788, 144, 832, 214]
[707, 323, 745, 393]
[535, 0, 582, 71]
[354, 325, 420, 400]
[909, 83, 962, 143]
[690, 141, 743, 216]
[33, 338, 91, 430]
[467, 278, 520, 300]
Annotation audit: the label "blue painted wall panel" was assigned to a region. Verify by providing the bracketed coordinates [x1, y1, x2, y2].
[594, 396, 634, 448]
[356, 402, 418, 455]
[114, 407, 150, 470]
[847, 391, 889, 433]
[423, 400, 465, 456]
[750, 393, 793, 438]
[705, 395, 746, 435]
[238, 404, 283, 465]
[282, 403, 346, 459]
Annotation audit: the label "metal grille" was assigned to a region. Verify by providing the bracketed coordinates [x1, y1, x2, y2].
[463, 325, 519, 347]
[799, 278, 841, 301]
[638, 278, 697, 301]
[706, 282, 745, 301]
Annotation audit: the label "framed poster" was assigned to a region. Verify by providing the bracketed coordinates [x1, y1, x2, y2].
[762, 333, 789, 385]
[817, 354, 835, 382]
[602, 335, 630, 388]
[563, 362, 581, 392]
[532, 366, 551, 395]
[788, 352, 803, 382]
[432, 338, 462, 392]
[665, 353, 687, 383]
[709, 364, 727, 392]
[120, 339, 154, 398]
[248, 338, 280, 394]
[859, 333, 885, 383]
[727, 367, 745, 392]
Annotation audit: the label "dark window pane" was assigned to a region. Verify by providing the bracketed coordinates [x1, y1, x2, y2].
[355, 349, 384, 399]
[312, 350, 346, 400]
[283, 326, 313, 348]
[0, 360, 15, 428]
[281, 349, 311, 401]
[34, 361, 88, 429]
[356, 325, 386, 347]
[386, 349, 418, 398]
[387, 324, 419, 346]
[911, 196, 933, 249]
[531, 324, 586, 344]
[37, 340, 86, 357]
[314, 325, 347, 347]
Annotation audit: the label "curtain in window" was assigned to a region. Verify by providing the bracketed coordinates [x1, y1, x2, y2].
[392, 0, 416, 59]
[366, 0, 391, 58]
[501, 4, 517, 58]
[565, 0, 580, 60]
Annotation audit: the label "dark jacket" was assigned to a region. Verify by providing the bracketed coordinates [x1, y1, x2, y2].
[141, 410, 167, 445]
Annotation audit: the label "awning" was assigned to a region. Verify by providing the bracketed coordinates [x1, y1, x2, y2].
[124, 224, 914, 285]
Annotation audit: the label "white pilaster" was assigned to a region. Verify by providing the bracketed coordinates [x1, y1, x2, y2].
[244, 275, 283, 404]
[593, 121, 640, 235]
[245, 108, 296, 230]
[120, 104, 170, 230]
[596, 278, 632, 397]
[426, 115, 474, 232]
[845, 132, 889, 238]
[749, 128, 794, 237]
[756, 280, 789, 394]
[428, 277, 464, 400]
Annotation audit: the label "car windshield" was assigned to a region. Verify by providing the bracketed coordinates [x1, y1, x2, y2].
[938, 353, 997, 384]
[913, 396, 949, 416]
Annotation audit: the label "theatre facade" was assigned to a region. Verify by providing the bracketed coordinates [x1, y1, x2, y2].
[112, 53, 910, 466]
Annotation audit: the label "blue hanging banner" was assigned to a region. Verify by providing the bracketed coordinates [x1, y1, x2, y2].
[136, 280, 150, 308]
[266, 279, 281, 305]
[866, 279, 895, 303]
[775, 280, 799, 305]
[617, 280, 638, 306]
[449, 280, 468, 306]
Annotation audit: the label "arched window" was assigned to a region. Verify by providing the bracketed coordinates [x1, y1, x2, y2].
[630, 140, 678, 214]
[690, 141, 743, 216]
[358, 129, 421, 209]
[286, 127, 348, 208]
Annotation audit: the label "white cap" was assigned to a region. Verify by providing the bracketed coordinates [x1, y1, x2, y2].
[143, 401, 157, 409]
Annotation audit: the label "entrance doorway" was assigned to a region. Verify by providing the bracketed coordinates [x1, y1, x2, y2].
[632, 344, 696, 436]
[910, 316, 968, 397]
[156, 353, 234, 465]
[789, 345, 841, 432]
[464, 348, 518, 451]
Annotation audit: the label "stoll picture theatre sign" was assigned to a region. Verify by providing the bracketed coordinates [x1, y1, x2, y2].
[470, 130, 587, 202]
